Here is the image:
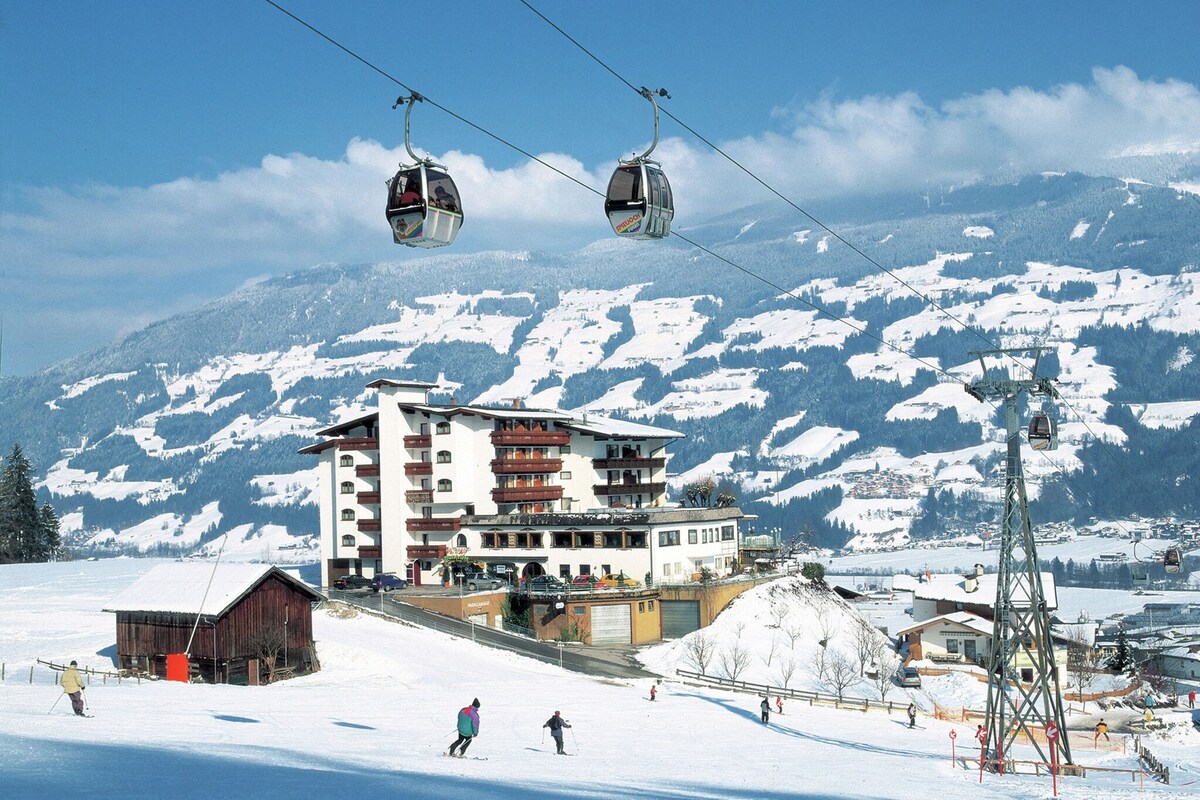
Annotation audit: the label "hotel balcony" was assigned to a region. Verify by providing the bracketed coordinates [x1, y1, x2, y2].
[593, 482, 667, 497]
[490, 430, 571, 447]
[355, 464, 380, 478]
[404, 434, 432, 449]
[357, 491, 381, 505]
[406, 517, 461, 533]
[405, 489, 434, 504]
[407, 544, 447, 560]
[357, 519, 381, 532]
[491, 485, 564, 503]
[405, 462, 434, 476]
[592, 456, 666, 470]
[336, 438, 378, 451]
[490, 457, 562, 475]
[357, 545, 382, 560]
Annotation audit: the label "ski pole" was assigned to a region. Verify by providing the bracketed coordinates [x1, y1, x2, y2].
[541, 727, 545, 745]
[48, 693, 64, 714]
[569, 726, 578, 751]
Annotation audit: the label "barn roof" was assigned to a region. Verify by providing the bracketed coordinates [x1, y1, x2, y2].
[103, 563, 321, 618]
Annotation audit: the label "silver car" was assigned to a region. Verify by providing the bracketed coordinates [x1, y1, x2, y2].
[465, 573, 504, 591]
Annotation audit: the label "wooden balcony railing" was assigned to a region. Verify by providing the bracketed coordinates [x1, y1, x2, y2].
[490, 458, 562, 475]
[406, 518, 461, 533]
[407, 544, 447, 559]
[593, 482, 666, 496]
[355, 464, 380, 477]
[357, 491, 381, 505]
[405, 489, 434, 504]
[357, 519, 381, 532]
[403, 434, 432, 449]
[490, 430, 571, 447]
[405, 462, 434, 476]
[357, 545, 382, 559]
[592, 457, 666, 470]
[335, 438, 378, 451]
[491, 485, 564, 503]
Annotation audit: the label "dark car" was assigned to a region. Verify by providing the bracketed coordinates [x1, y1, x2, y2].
[332, 574, 371, 591]
[369, 573, 408, 592]
[526, 575, 566, 593]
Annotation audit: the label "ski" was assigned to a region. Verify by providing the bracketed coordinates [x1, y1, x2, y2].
[443, 753, 487, 760]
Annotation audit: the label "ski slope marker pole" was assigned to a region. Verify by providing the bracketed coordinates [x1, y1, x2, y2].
[949, 729, 956, 766]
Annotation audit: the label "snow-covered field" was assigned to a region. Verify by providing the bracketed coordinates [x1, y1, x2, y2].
[2, 559, 1197, 799]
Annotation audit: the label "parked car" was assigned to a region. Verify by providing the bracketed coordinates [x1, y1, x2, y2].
[601, 572, 641, 589]
[571, 574, 608, 589]
[465, 572, 504, 591]
[526, 575, 566, 593]
[369, 573, 408, 593]
[898, 666, 922, 688]
[332, 574, 371, 591]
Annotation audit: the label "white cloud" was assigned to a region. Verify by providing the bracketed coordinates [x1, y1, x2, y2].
[2, 66, 1198, 374]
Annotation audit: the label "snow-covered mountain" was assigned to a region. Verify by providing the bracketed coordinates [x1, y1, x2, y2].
[2, 172, 1198, 555]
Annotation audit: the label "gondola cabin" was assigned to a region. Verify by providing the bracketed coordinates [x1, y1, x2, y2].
[1028, 414, 1058, 451]
[386, 166, 463, 248]
[1164, 547, 1182, 574]
[605, 163, 673, 239]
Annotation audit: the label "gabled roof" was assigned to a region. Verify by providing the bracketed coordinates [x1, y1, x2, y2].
[103, 563, 321, 619]
[913, 572, 1057, 611]
[894, 611, 994, 638]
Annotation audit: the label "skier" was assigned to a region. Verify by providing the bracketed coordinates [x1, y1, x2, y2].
[760, 696, 770, 725]
[907, 703, 917, 729]
[775, 696, 783, 715]
[447, 698, 480, 757]
[1093, 719, 1109, 742]
[649, 685, 656, 702]
[62, 660, 86, 717]
[1189, 690, 1196, 709]
[543, 710, 572, 755]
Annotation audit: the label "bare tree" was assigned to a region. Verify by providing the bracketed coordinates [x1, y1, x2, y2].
[1066, 629, 1102, 711]
[247, 625, 287, 684]
[760, 634, 779, 669]
[815, 609, 838, 649]
[811, 646, 828, 680]
[774, 655, 797, 689]
[872, 644, 902, 702]
[719, 641, 753, 681]
[769, 598, 789, 629]
[685, 630, 716, 674]
[852, 623, 879, 676]
[825, 651, 860, 700]
[782, 622, 804, 650]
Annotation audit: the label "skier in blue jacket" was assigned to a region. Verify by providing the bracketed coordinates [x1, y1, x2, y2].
[448, 698, 480, 757]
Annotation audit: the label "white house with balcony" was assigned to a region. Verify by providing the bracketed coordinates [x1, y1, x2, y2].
[301, 379, 745, 588]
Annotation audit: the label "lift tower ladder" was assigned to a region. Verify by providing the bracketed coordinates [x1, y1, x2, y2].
[964, 347, 1071, 770]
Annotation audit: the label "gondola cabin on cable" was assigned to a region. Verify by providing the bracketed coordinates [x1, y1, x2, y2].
[386, 166, 462, 248]
[1164, 547, 1182, 574]
[605, 87, 674, 240]
[1028, 413, 1058, 451]
[385, 93, 462, 248]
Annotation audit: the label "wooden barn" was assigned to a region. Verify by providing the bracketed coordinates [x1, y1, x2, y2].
[104, 563, 323, 684]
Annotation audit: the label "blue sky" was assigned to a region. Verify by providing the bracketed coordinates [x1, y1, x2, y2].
[2, 0, 1200, 375]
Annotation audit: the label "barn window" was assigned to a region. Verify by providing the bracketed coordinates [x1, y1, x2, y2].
[341, 535, 355, 547]
[437, 479, 453, 492]
[339, 454, 354, 467]
[436, 450, 452, 463]
[340, 509, 356, 521]
[340, 481, 354, 494]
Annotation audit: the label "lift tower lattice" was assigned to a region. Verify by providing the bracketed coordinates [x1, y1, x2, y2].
[965, 347, 1071, 771]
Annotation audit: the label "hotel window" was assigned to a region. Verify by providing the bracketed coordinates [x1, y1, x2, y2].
[561, 471, 572, 480]
[419, 422, 430, 435]
[437, 479, 453, 492]
[340, 481, 354, 494]
[658, 530, 680, 547]
[561, 498, 572, 511]
[552, 532, 572, 548]
[648, 600, 654, 610]
[721, 525, 735, 541]
[340, 509, 356, 521]
[688, 529, 698, 544]
[627, 532, 646, 548]
[559, 565, 572, 579]
[639, 602, 645, 612]
[436, 421, 451, 434]
[341, 535, 355, 547]
[436, 450, 452, 463]
[340, 455, 353, 467]
[559, 445, 570, 454]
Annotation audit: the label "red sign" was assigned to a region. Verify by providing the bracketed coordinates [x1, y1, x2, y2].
[949, 730, 957, 740]
[1046, 723, 1058, 740]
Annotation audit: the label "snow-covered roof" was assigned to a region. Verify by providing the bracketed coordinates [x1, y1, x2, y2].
[103, 563, 319, 618]
[560, 413, 684, 439]
[913, 572, 1058, 610]
[894, 611, 993, 638]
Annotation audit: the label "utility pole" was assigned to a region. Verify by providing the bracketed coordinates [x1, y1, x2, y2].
[965, 347, 1071, 771]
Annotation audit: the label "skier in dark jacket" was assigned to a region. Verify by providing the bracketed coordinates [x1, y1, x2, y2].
[760, 696, 770, 724]
[448, 698, 480, 757]
[543, 710, 571, 754]
[907, 703, 917, 728]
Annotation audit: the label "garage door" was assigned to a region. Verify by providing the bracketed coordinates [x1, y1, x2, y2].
[661, 600, 700, 639]
[590, 604, 632, 645]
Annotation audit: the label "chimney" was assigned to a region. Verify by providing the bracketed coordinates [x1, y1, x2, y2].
[450, 394, 457, 406]
[975, 563, 984, 577]
[964, 574, 979, 593]
[512, 398, 522, 409]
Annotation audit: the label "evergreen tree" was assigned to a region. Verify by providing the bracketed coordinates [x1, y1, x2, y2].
[0, 444, 41, 563]
[1107, 627, 1135, 674]
[38, 501, 62, 561]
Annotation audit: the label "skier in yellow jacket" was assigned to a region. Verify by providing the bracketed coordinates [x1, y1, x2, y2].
[62, 660, 86, 716]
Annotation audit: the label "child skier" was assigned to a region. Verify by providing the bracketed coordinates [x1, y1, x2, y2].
[907, 703, 917, 729]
